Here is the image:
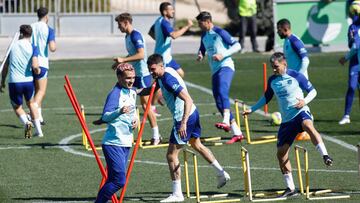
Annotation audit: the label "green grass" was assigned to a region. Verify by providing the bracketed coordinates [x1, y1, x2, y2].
[0, 52, 359, 202]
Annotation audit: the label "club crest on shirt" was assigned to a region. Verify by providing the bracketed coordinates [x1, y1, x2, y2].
[287, 80, 292, 85]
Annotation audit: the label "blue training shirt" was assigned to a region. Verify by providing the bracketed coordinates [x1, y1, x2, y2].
[31, 21, 55, 69]
[347, 22, 360, 65]
[283, 34, 308, 73]
[101, 83, 137, 147]
[125, 29, 150, 77]
[154, 16, 174, 64]
[198, 26, 237, 74]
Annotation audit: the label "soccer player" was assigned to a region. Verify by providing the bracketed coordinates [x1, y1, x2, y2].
[0, 25, 43, 138]
[31, 7, 56, 125]
[113, 13, 162, 145]
[95, 63, 138, 203]
[277, 18, 310, 79]
[243, 52, 333, 198]
[196, 11, 244, 144]
[143, 54, 230, 202]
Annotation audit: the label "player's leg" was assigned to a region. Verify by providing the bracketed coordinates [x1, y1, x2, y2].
[24, 81, 43, 137]
[249, 15, 259, 52]
[33, 67, 48, 124]
[140, 95, 161, 144]
[238, 15, 247, 51]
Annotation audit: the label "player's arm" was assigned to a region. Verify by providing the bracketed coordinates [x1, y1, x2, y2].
[100, 89, 124, 122]
[197, 35, 206, 61]
[293, 72, 317, 108]
[48, 27, 56, 52]
[115, 48, 145, 63]
[177, 89, 193, 138]
[244, 78, 274, 115]
[32, 45, 41, 75]
[165, 19, 193, 39]
[213, 28, 241, 61]
[340, 42, 358, 65]
[0, 58, 9, 92]
[291, 38, 309, 75]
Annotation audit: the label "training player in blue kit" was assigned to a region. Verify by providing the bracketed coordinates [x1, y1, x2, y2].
[143, 54, 230, 202]
[113, 13, 162, 145]
[95, 63, 138, 203]
[0, 25, 43, 138]
[31, 7, 56, 125]
[243, 52, 333, 198]
[277, 18, 310, 79]
[196, 11, 244, 144]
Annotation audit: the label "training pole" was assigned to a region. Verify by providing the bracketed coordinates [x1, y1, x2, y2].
[358, 144, 360, 178]
[119, 82, 157, 203]
[263, 63, 268, 114]
[64, 75, 81, 113]
[0, 32, 19, 74]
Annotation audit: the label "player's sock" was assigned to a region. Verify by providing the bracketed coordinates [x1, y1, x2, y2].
[151, 105, 156, 112]
[222, 111, 230, 125]
[34, 119, 43, 136]
[152, 126, 160, 140]
[231, 122, 242, 135]
[315, 142, 328, 156]
[38, 107, 43, 122]
[19, 114, 29, 126]
[211, 160, 224, 176]
[283, 173, 295, 190]
[172, 179, 182, 196]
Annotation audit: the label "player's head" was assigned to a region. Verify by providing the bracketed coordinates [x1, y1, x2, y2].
[37, 7, 48, 21]
[276, 18, 291, 39]
[196, 11, 212, 31]
[350, 0, 360, 17]
[159, 2, 174, 18]
[147, 54, 165, 78]
[270, 52, 287, 75]
[115, 13, 133, 33]
[19, 24, 32, 39]
[115, 63, 135, 88]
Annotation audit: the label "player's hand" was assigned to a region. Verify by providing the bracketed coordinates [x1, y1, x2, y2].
[131, 119, 138, 129]
[93, 118, 105, 125]
[178, 122, 187, 139]
[33, 67, 41, 75]
[111, 61, 119, 70]
[339, 57, 347, 65]
[114, 57, 125, 63]
[0, 82, 5, 93]
[197, 52, 203, 61]
[294, 98, 305, 109]
[242, 109, 252, 116]
[212, 54, 223, 61]
[120, 106, 131, 114]
[187, 19, 193, 28]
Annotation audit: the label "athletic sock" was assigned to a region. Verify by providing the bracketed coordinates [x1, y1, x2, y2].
[172, 179, 182, 196]
[315, 142, 328, 156]
[283, 173, 295, 190]
[34, 119, 43, 135]
[222, 111, 230, 125]
[231, 122, 242, 135]
[152, 126, 160, 140]
[211, 160, 224, 176]
[38, 107, 43, 122]
[19, 114, 29, 126]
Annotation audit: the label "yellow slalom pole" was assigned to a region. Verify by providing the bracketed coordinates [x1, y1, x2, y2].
[81, 105, 89, 149]
[183, 151, 190, 198]
[295, 147, 304, 195]
[242, 103, 252, 144]
[234, 99, 241, 128]
[305, 150, 310, 199]
[193, 154, 200, 203]
[241, 149, 249, 196]
[357, 144, 360, 178]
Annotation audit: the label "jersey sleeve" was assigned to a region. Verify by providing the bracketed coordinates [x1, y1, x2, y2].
[102, 86, 121, 122]
[32, 45, 39, 57]
[161, 19, 174, 37]
[288, 70, 314, 93]
[161, 73, 184, 97]
[198, 33, 206, 56]
[130, 31, 145, 49]
[47, 26, 55, 42]
[213, 26, 237, 46]
[289, 35, 307, 59]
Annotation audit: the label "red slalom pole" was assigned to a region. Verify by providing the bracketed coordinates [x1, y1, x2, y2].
[119, 82, 157, 203]
[64, 84, 118, 203]
[65, 75, 81, 113]
[263, 63, 268, 114]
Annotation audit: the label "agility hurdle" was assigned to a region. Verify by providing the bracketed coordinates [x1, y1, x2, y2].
[80, 105, 102, 151]
[183, 149, 240, 203]
[236, 101, 277, 145]
[294, 145, 350, 200]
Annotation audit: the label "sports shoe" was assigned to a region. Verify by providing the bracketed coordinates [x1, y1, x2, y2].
[34, 132, 44, 138]
[217, 171, 230, 189]
[40, 121, 46, 126]
[160, 194, 184, 202]
[24, 123, 32, 139]
[278, 188, 298, 198]
[323, 155, 333, 167]
[215, 122, 231, 132]
[150, 137, 162, 145]
[152, 107, 162, 117]
[338, 116, 350, 125]
[226, 135, 244, 144]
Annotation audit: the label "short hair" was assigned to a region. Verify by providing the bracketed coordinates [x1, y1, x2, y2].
[115, 63, 135, 76]
[115, 13, 133, 24]
[270, 52, 286, 64]
[19, 25, 32, 38]
[37, 7, 48, 19]
[196, 11, 212, 22]
[277, 18, 291, 29]
[147, 54, 163, 66]
[159, 2, 171, 16]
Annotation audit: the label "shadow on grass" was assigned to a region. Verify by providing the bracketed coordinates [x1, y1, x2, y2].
[0, 123, 21, 129]
[13, 197, 95, 201]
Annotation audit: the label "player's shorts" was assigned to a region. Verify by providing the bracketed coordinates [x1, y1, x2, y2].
[134, 75, 152, 89]
[33, 67, 48, 80]
[169, 109, 201, 145]
[166, 59, 181, 71]
[277, 110, 313, 147]
[8, 82, 35, 106]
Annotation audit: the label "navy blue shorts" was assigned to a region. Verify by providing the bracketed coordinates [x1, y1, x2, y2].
[9, 82, 34, 106]
[166, 59, 181, 71]
[102, 144, 130, 186]
[33, 67, 48, 80]
[134, 75, 152, 89]
[277, 111, 313, 147]
[169, 110, 201, 145]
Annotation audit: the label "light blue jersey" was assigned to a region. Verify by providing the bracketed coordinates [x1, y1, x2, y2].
[8, 39, 39, 83]
[154, 16, 174, 64]
[158, 68, 196, 122]
[251, 69, 314, 123]
[345, 23, 360, 65]
[125, 29, 150, 77]
[101, 84, 137, 147]
[199, 26, 238, 75]
[283, 34, 309, 78]
[31, 21, 55, 69]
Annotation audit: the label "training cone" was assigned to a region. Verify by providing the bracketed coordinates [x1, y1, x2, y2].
[296, 132, 310, 141]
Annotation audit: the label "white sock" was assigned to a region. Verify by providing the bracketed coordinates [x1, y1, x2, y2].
[19, 114, 29, 126]
[222, 111, 230, 125]
[211, 160, 224, 176]
[152, 126, 160, 140]
[172, 179, 182, 196]
[38, 107, 43, 122]
[283, 173, 295, 190]
[231, 122, 242, 135]
[151, 105, 156, 111]
[315, 142, 328, 156]
[34, 119, 43, 135]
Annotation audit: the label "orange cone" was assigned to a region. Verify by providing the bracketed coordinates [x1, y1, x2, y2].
[296, 132, 310, 141]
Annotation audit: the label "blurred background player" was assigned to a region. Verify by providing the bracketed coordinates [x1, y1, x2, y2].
[277, 18, 310, 79]
[113, 13, 162, 145]
[31, 7, 56, 125]
[243, 52, 333, 198]
[95, 63, 138, 203]
[196, 11, 244, 144]
[144, 54, 230, 202]
[338, 0, 360, 125]
[0, 25, 43, 138]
